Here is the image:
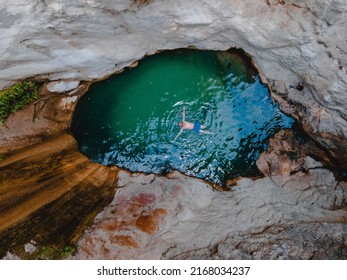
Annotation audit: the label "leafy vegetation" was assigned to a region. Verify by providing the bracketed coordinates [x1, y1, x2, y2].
[35, 245, 76, 260]
[0, 81, 40, 125]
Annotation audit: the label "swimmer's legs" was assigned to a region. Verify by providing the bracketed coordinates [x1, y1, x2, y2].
[200, 129, 214, 135]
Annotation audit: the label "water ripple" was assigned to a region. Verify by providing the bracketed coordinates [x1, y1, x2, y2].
[72, 50, 294, 185]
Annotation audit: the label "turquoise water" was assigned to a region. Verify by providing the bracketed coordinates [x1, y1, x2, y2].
[72, 49, 294, 185]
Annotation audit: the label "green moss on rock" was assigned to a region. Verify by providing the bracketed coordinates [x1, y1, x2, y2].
[0, 81, 40, 125]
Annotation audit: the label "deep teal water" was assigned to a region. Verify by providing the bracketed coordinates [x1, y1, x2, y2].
[71, 49, 294, 185]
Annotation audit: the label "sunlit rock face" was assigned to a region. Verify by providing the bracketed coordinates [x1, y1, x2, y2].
[0, 0, 346, 167]
[1, 0, 347, 260]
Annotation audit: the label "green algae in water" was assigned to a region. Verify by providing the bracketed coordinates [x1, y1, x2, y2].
[72, 49, 294, 185]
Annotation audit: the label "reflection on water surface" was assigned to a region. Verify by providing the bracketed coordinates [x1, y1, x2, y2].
[72, 49, 294, 184]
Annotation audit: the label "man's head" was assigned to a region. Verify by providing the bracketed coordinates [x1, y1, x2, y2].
[178, 122, 183, 127]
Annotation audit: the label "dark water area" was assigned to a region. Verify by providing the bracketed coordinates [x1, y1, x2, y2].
[71, 49, 295, 185]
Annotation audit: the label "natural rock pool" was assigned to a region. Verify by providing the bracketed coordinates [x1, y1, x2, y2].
[72, 49, 294, 184]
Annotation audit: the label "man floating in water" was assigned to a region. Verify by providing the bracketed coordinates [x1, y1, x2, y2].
[174, 107, 212, 141]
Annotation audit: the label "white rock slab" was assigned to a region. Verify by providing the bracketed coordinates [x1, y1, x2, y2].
[47, 80, 80, 93]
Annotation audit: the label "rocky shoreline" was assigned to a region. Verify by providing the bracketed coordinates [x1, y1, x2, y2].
[0, 0, 346, 259]
[0, 78, 346, 259]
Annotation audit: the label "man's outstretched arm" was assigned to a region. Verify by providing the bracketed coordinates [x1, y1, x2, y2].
[174, 128, 184, 141]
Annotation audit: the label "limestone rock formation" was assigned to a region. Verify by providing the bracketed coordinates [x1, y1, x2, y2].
[71, 130, 347, 259]
[47, 80, 80, 93]
[0, 82, 88, 153]
[1, 125, 344, 259]
[1, 0, 346, 168]
[0, 0, 346, 260]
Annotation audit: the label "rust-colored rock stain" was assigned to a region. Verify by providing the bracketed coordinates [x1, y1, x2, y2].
[135, 208, 167, 234]
[111, 235, 139, 248]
